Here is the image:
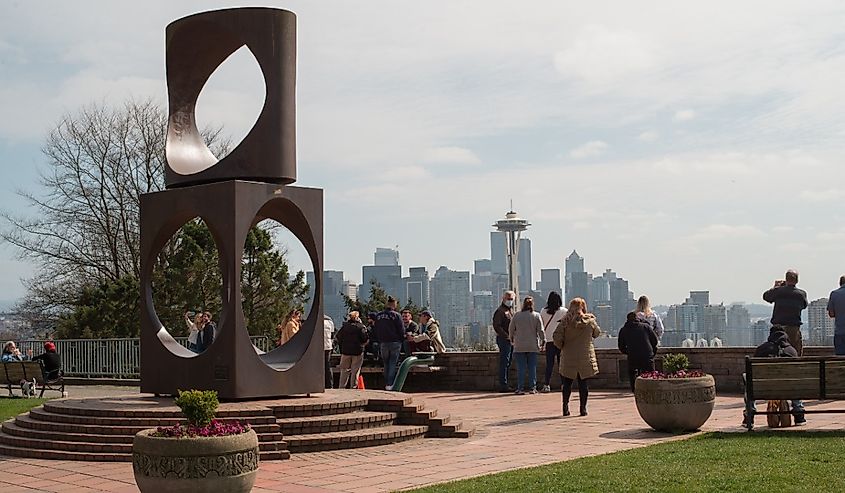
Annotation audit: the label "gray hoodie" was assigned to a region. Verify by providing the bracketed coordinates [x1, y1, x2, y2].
[508, 310, 544, 353]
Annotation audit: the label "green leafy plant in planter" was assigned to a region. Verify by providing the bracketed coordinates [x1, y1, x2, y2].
[133, 390, 259, 493]
[635, 353, 716, 432]
[152, 390, 250, 438]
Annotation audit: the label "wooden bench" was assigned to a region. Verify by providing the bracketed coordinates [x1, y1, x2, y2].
[743, 356, 845, 430]
[2, 361, 65, 398]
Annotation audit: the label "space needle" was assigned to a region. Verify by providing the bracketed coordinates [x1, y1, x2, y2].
[493, 204, 531, 304]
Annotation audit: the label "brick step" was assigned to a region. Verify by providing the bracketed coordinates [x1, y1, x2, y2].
[276, 411, 397, 435]
[15, 413, 280, 437]
[270, 398, 369, 418]
[0, 440, 288, 462]
[0, 432, 133, 454]
[285, 425, 428, 453]
[28, 407, 275, 426]
[426, 421, 476, 439]
[43, 400, 275, 419]
[399, 410, 445, 426]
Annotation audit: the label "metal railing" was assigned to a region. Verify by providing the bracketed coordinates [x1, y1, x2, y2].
[15, 336, 273, 378]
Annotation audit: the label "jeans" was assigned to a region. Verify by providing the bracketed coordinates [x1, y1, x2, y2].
[627, 358, 655, 393]
[380, 342, 402, 389]
[324, 350, 333, 389]
[514, 352, 538, 391]
[496, 336, 513, 390]
[835, 334, 845, 355]
[544, 342, 561, 387]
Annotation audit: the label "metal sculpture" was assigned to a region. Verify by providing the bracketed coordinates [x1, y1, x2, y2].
[139, 7, 324, 399]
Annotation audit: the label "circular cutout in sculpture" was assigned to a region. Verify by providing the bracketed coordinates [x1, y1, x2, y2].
[150, 217, 224, 356]
[240, 219, 313, 350]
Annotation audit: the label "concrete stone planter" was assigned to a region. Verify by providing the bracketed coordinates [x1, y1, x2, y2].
[132, 428, 259, 493]
[634, 375, 716, 432]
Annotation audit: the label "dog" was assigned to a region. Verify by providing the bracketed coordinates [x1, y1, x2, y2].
[20, 378, 36, 398]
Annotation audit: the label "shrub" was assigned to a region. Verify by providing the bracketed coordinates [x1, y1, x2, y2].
[662, 353, 690, 374]
[152, 389, 250, 438]
[175, 389, 219, 427]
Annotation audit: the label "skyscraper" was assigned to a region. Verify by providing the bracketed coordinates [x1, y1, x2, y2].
[403, 267, 430, 307]
[374, 247, 399, 266]
[472, 259, 493, 292]
[305, 270, 348, 326]
[565, 250, 585, 303]
[430, 266, 471, 335]
[361, 264, 402, 300]
[538, 268, 562, 301]
[808, 298, 834, 346]
[517, 237, 532, 300]
[605, 269, 634, 335]
[490, 232, 507, 275]
[702, 304, 727, 341]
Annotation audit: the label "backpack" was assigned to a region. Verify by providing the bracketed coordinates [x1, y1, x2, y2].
[766, 400, 792, 428]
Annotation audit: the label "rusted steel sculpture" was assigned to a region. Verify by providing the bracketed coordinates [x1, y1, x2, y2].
[140, 8, 324, 399]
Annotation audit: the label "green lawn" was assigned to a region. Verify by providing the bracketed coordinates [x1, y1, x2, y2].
[0, 397, 48, 421]
[411, 431, 845, 493]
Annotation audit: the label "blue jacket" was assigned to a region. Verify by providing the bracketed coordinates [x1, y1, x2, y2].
[373, 309, 404, 343]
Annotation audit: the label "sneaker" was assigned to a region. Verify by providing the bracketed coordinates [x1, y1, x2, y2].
[540, 385, 551, 393]
[514, 389, 525, 395]
[528, 388, 538, 395]
[385, 385, 393, 391]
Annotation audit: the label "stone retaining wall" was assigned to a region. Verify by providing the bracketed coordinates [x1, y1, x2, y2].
[399, 347, 833, 393]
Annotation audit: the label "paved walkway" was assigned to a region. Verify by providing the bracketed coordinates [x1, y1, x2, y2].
[1, 388, 844, 492]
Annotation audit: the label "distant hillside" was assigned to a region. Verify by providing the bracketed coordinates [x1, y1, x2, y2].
[0, 299, 19, 312]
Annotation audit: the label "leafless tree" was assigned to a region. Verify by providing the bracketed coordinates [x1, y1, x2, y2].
[1, 98, 228, 314]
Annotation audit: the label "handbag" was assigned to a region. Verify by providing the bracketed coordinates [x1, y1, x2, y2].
[766, 399, 792, 428]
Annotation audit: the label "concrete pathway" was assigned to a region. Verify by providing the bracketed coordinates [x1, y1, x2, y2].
[1, 388, 843, 492]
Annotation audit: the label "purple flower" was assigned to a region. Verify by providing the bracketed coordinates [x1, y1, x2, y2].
[150, 420, 251, 438]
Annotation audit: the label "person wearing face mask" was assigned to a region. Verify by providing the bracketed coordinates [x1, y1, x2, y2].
[493, 290, 516, 393]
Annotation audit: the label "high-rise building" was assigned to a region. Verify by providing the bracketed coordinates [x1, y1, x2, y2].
[589, 275, 610, 308]
[538, 268, 562, 302]
[725, 304, 752, 346]
[564, 250, 585, 302]
[605, 269, 634, 334]
[430, 266, 471, 334]
[808, 298, 834, 346]
[594, 304, 613, 335]
[703, 304, 727, 340]
[687, 291, 710, 306]
[374, 247, 399, 266]
[517, 238, 532, 299]
[361, 264, 402, 300]
[490, 232, 507, 275]
[403, 267, 430, 307]
[305, 270, 348, 326]
[569, 272, 590, 305]
[471, 291, 496, 326]
[472, 259, 493, 292]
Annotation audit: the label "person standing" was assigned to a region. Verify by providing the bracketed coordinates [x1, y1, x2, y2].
[277, 309, 301, 346]
[540, 292, 567, 393]
[762, 269, 808, 424]
[373, 296, 405, 390]
[198, 312, 216, 351]
[323, 315, 335, 389]
[508, 296, 545, 395]
[828, 276, 845, 355]
[335, 312, 369, 389]
[184, 311, 202, 353]
[554, 298, 601, 416]
[618, 312, 659, 392]
[493, 291, 516, 392]
[635, 295, 664, 340]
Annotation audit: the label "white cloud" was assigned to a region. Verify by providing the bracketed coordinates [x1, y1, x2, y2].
[553, 25, 659, 85]
[421, 146, 481, 166]
[686, 224, 766, 242]
[638, 130, 659, 142]
[569, 140, 608, 159]
[799, 189, 845, 202]
[673, 109, 696, 122]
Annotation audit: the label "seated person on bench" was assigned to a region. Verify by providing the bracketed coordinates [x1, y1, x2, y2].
[743, 330, 802, 427]
[1, 341, 27, 362]
[30, 341, 62, 381]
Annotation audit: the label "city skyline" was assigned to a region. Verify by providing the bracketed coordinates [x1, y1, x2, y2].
[2, 2, 845, 307]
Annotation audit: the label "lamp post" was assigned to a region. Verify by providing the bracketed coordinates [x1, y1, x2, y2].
[493, 208, 531, 305]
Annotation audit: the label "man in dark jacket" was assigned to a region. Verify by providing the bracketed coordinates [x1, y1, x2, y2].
[493, 290, 516, 392]
[763, 270, 808, 423]
[743, 330, 801, 427]
[30, 341, 62, 381]
[373, 296, 405, 390]
[618, 312, 659, 392]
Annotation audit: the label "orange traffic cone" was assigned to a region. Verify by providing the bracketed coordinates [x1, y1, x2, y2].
[357, 374, 365, 390]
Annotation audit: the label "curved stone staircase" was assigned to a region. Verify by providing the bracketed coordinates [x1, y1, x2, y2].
[0, 390, 473, 461]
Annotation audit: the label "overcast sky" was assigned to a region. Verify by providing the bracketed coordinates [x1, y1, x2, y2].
[1, 1, 844, 306]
